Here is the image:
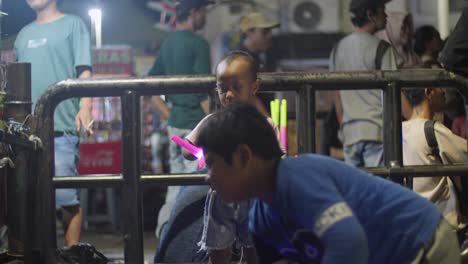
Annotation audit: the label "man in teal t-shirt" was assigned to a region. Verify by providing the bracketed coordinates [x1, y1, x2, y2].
[149, 0, 212, 237]
[14, 0, 93, 246]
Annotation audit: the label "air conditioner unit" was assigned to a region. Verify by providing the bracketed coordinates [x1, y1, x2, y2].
[285, 0, 339, 33]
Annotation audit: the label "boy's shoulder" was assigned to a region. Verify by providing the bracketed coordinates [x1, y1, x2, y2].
[279, 154, 344, 172]
[61, 14, 85, 23]
[276, 155, 337, 187]
[165, 30, 208, 46]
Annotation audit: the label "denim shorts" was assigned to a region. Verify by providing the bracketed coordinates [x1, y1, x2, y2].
[343, 141, 384, 167]
[54, 133, 80, 207]
[198, 189, 254, 250]
[156, 126, 199, 237]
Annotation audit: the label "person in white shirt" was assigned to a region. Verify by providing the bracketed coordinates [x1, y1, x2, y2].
[402, 86, 467, 238]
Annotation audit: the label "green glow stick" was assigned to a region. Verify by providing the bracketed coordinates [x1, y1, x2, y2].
[280, 99, 287, 127]
[274, 99, 280, 125]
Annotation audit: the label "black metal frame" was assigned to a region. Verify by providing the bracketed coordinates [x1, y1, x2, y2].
[31, 69, 468, 263]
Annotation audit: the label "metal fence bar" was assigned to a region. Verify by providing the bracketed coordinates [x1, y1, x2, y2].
[296, 86, 315, 153]
[310, 89, 316, 153]
[32, 70, 468, 100]
[52, 175, 123, 188]
[366, 164, 468, 177]
[51, 164, 468, 189]
[140, 174, 207, 185]
[31, 69, 468, 264]
[383, 82, 404, 184]
[121, 90, 144, 264]
[3, 62, 34, 260]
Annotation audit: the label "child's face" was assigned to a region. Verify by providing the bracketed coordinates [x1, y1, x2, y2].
[215, 59, 259, 107]
[204, 148, 252, 203]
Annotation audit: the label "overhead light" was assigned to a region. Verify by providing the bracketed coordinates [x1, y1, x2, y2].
[88, 8, 102, 19]
[88, 8, 102, 48]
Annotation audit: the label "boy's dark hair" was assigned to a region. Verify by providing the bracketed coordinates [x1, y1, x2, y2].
[176, 0, 213, 22]
[402, 88, 426, 107]
[176, 8, 193, 22]
[217, 50, 259, 81]
[414, 25, 439, 56]
[196, 102, 283, 163]
[350, 3, 381, 27]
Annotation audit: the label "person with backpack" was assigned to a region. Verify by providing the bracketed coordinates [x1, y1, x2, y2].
[402, 86, 467, 242]
[329, 0, 412, 167]
[375, 12, 422, 68]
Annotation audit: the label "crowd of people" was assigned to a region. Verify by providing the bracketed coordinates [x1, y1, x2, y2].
[7, 0, 468, 263]
[153, 0, 468, 263]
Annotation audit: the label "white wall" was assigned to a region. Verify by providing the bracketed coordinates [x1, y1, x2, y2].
[409, 0, 462, 35]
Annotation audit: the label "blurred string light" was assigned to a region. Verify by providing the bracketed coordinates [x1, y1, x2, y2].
[0, 0, 6, 53]
[88, 8, 102, 48]
[0, 0, 6, 17]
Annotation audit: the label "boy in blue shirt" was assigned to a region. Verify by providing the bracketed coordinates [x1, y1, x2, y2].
[195, 102, 460, 264]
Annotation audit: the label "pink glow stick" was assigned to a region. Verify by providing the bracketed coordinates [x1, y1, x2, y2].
[280, 99, 288, 152]
[171, 135, 206, 169]
[280, 127, 287, 152]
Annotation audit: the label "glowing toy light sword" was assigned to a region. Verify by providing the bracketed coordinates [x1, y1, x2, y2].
[171, 135, 206, 169]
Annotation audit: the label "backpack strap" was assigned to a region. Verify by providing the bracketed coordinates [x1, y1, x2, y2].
[375, 40, 391, 70]
[424, 120, 468, 224]
[330, 43, 338, 70]
[424, 120, 440, 158]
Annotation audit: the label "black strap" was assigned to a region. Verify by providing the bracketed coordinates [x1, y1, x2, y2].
[330, 44, 338, 70]
[375, 40, 391, 70]
[424, 120, 468, 224]
[424, 120, 440, 157]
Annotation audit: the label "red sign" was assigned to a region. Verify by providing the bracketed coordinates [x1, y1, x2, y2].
[78, 141, 122, 174]
[92, 45, 133, 77]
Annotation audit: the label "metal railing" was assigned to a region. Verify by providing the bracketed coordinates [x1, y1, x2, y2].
[31, 69, 468, 263]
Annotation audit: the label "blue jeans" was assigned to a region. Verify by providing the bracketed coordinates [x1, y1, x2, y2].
[154, 185, 210, 263]
[156, 126, 199, 237]
[343, 141, 384, 168]
[54, 133, 80, 207]
[168, 126, 198, 174]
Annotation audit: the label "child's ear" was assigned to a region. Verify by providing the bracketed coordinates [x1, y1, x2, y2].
[236, 144, 252, 168]
[425, 88, 432, 98]
[367, 10, 376, 24]
[251, 79, 260, 95]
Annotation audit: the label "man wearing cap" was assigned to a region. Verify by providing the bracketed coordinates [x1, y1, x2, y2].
[149, 0, 213, 240]
[239, 12, 279, 71]
[239, 12, 279, 113]
[330, 0, 405, 168]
